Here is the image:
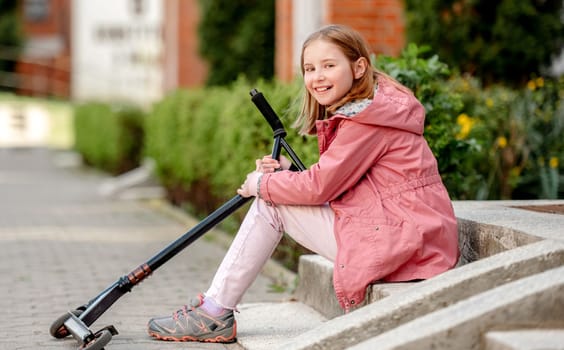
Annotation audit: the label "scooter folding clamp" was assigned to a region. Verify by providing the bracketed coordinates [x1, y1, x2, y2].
[64, 312, 118, 347]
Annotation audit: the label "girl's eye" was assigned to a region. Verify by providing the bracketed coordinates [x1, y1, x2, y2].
[304, 67, 314, 72]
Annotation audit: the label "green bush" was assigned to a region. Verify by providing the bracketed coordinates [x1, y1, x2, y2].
[0, 0, 24, 88]
[373, 44, 483, 199]
[144, 78, 310, 210]
[146, 45, 499, 208]
[76, 46, 563, 272]
[374, 44, 564, 200]
[144, 78, 313, 269]
[449, 75, 564, 199]
[198, 0, 275, 86]
[74, 103, 145, 174]
[78, 44, 563, 204]
[405, 0, 564, 86]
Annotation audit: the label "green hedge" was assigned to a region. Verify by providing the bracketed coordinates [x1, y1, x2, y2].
[72, 49, 564, 202]
[72, 46, 563, 270]
[143, 78, 314, 268]
[144, 78, 309, 213]
[74, 103, 146, 174]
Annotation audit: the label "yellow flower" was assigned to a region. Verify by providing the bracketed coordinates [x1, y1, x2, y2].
[497, 136, 507, 148]
[549, 157, 559, 169]
[457, 113, 469, 123]
[462, 80, 470, 91]
[527, 80, 536, 91]
[456, 113, 474, 139]
[486, 98, 494, 108]
[510, 167, 521, 178]
[535, 77, 544, 88]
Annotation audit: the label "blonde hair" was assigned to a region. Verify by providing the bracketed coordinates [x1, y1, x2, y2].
[294, 24, 409, 135]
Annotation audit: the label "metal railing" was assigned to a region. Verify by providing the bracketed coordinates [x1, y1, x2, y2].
[0, 46, 70, 98]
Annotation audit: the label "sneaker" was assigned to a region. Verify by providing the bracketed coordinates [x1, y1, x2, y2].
[147, 294, 236, 343]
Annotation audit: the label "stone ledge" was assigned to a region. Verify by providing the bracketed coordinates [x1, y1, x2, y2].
[453, 200, 564, 244]
[484, 329, 564, 350]
[454, 200, 564, 266]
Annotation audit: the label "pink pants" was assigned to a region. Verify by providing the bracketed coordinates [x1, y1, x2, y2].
[205, 198, 337, 309]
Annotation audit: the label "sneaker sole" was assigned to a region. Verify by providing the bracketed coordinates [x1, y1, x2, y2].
[147, 326, 237, 343]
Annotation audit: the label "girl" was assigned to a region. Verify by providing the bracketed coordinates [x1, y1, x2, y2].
[147, 24, 459, 343]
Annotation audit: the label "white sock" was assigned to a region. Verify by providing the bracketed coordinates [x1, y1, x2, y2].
[200, 296, 226, 316]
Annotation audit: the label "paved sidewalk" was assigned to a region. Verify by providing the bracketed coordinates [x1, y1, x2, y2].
[0, 147, 291, 350]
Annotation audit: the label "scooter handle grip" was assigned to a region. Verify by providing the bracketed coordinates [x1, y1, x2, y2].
[250, 89, 285, 133]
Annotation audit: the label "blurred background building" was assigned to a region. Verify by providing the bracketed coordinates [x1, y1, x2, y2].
[11, 0, 71, 98]
[3, 0, 405, 106]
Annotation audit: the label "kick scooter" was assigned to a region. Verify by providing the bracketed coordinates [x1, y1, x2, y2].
[49, 89, 306, 350]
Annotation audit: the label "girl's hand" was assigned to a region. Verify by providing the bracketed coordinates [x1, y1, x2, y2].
[256, 155, 291, 173]
[237, 171, 262, 198]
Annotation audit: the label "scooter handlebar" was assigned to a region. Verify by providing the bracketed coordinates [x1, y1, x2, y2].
[250, 89, 285, 134]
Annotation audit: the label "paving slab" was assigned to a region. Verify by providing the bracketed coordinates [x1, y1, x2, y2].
[0, 147, 293, 350]
[236, 302, 327, 350]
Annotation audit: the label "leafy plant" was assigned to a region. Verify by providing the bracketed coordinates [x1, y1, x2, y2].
[0, 0, 24, 90]
[74, 103, 145, 174]
[448, 75, 564, 199]
[405, 0, 564, 86]
[198, 0, 275, 86]
[373, 44, 483, 199]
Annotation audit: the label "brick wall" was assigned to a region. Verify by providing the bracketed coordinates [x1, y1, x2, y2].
[175, 0, 208, 88]
[275, 0, 405, 82]
[15, 0, 71, 97]
[325, 0, 405, 56]
[275, 0, 294, 82]
[163, 0, 208, 91]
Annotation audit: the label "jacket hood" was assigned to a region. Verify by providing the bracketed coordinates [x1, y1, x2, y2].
[336, 78, 426, 135]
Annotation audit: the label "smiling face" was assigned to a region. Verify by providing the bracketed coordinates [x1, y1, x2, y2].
[303, 39, 365, 107]
[303, 39, 353, 107]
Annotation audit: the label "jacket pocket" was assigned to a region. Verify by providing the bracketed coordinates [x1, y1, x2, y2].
[342, 218, 418, 273]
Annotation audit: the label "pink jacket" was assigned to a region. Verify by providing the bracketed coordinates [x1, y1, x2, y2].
[258, 78, 459, 311]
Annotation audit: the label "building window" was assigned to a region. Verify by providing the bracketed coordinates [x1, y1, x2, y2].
[24, 0, 50, 22]
[130, 0, 146, 16]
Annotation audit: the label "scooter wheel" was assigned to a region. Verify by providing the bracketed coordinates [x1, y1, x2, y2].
[49, 309, 84, 338]
[79, 329, 112, 350]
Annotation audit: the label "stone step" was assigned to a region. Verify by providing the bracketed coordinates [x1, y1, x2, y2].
[484, 329, 564, 350]
[274, 239, 564, 350]
[149, 197, 564, 350]
[453, 200, 564, 264]
[294, 254, 419, 319]
[294, 200, 564, 322]
[234, 239, 564, 350]
[348, 265, 564, 350]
